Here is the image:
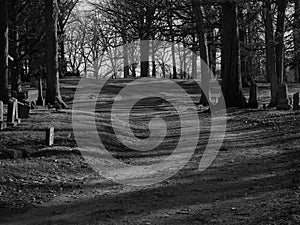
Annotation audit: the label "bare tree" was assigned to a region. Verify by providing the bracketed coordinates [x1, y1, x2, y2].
[57, 0, 79, 75]
[65, 13, 86, 74]
[84, 12, 108, 78]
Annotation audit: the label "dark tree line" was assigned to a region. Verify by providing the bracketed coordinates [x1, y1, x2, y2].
[88, 0, 299, 107]
[0, 0, 78, 104]
[0, 0, 300, 108]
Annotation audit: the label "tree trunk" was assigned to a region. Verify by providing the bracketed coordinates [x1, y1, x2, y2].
[28, 53, 35, 77]
[171, 37, 177, 79]
[122, 35, 130, 78]
[247, 26, 255, 82]
[265, 0, 278, 107]
[11, 0, 22, 95]
[140, 39, 150, 77]
[0, 0, 9, 103]
[295, 0, 300, 82]
[151, 39, 156, 78]
[45, 0, 64, 106]
[168, 6, 177, 79]
[59, 30, 67, 76]
[191, 0, 209, 106]
[130, 47, 136, 78]
[192, 52, 197, 79]
[275, 0, 287, 85]
[208, 29, 217, 76]
[221, 1, 247, 108]
[191, 35, 197, 79]
[161, 63, 166, 78]
[183, 44, 187, 79]
[179, 44, 183, 78]
[239, 26, 250, 86]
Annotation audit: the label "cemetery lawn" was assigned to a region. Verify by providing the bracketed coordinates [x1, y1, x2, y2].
[0, 79, 300, 225]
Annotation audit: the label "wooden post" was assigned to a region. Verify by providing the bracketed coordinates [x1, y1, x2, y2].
[46, 127, 55, 147]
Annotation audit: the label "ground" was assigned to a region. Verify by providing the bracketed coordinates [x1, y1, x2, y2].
[0, 79, 300, 225]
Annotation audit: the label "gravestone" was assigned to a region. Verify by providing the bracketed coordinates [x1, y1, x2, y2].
[0, 101, 6, 130]
[248, 82, 259, 108]
[276, 84, 292, 110]
[293, 93, 300, 110]
[7, 99, 18, 127]
[46, 127, 55, 147]
[36, 78, 45, 106]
